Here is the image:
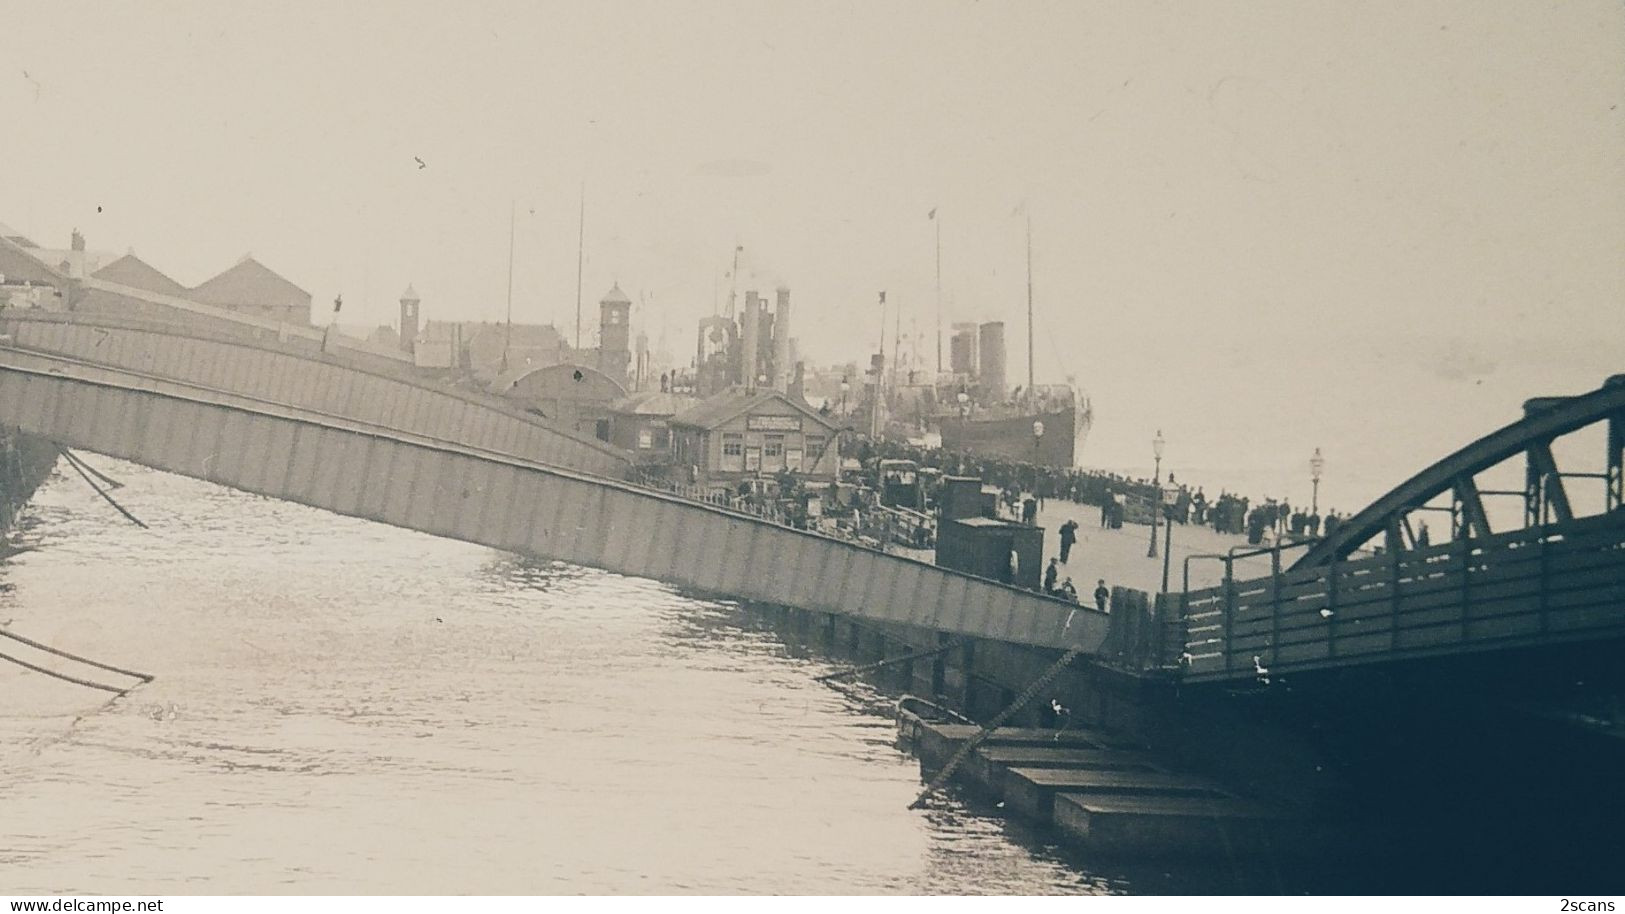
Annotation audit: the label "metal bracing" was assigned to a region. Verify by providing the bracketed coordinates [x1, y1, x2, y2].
[1610, 410, 1624, 512]
[1292, 375, 1625, 570]
[1526, 441, 1573, 525]
[1452, 475, 1493, 540]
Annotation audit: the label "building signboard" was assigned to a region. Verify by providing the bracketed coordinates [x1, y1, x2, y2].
[746, 415, 801, 432]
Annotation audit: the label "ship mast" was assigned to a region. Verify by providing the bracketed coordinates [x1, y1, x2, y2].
[1025, 210, 1034, 405]
[501, 200, 515, 375]
[574, 181, 585, 350]
[934, 210, 942, 378]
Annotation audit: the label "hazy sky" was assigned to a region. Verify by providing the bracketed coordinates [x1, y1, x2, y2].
[3, 0, 1621, 510]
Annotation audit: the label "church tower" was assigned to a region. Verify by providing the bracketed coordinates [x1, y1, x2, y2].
[598, 283, 632, 386]
[399, 284, 420, 355]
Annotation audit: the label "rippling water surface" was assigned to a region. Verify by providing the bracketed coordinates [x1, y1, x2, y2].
[1, 462, 1247, 895]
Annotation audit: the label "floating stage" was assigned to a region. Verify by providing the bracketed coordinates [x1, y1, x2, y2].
[902, 716, 1323, 859]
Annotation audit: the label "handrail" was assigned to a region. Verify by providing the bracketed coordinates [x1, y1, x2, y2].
[1180, 512, 1625, 681]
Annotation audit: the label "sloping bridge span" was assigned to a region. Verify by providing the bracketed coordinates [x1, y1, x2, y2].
[0, 348, 1103, 652]
[1294, 373, 1625, 570]
[0, 311, 632, 480]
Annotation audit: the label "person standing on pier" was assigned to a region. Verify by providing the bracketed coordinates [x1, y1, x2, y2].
[1022, 494, 1038, 526]
[1060, 577, 1078, 601]
[1058, 518, 1078, 563]
[1044, 558, 1060, 594]
[1094, 579, 1110, 614]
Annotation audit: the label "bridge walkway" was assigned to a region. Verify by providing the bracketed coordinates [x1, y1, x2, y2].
[1175, 511, 1624, 683]
[0, 346, 1105, 653]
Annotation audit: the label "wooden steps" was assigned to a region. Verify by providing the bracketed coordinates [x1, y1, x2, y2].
[913, 722, 1145, 770]
[903, 718, 1316, 858]
[1054, 794, 1306, 858]
[962, 746, 1163, 794]
[1002, 767, 1231, 823]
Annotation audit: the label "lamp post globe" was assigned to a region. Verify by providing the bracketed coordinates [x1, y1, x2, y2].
[1148, 429, 1166, 559]
[1160, 480, 1179, 592]
[1310, 447, 1325, 513]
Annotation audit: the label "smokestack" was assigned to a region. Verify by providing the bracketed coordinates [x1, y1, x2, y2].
[950, 322, 979, 376]
[772, 286, 791, 392]
[978, 321, 1007, 401]
[741, 290, 761, 392]
[789, 360, 806, 402]
[635, 330, 650, 392]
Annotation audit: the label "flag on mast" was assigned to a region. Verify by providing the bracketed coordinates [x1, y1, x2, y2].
[927, 207, 937, 220]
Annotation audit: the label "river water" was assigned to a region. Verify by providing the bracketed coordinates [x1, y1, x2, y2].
[0, 460, 1273, 895]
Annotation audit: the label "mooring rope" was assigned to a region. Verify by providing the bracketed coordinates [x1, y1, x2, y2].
[56, 444, 146, 528]
[907, 645, 1084, 810]
[815, 640, 961, 683]
[58, 447, 124, 490]
[0, 647, 137, 695]
[0, 627, 154, 683]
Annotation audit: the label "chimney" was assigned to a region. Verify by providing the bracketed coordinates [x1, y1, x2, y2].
[741, 290, 761, 392]
[399, 284, 421, 355]
[65, 228, 86, 279]
[771, 285, 791, 392]
[788, 360, 806, 402]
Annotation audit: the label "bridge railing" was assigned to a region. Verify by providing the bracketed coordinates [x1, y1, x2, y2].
[1178, 511, 1625, 682]
[628, 469, 892, 549]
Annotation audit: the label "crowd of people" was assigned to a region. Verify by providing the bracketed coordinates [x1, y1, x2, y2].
[846, 432, 1345, 548]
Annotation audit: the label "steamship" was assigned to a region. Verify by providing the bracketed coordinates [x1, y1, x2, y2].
[925, 211, 1091, 469]
[924, 316, 1092, 469]
[937, 382, 1091, 469]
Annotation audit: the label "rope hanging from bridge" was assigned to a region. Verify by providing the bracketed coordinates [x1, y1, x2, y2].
[815, 641, 962, 683]
[907, 645, 1084, 810]
[0, 626, 155, 684]
[0, 625, 155, 695]
[0, 647, 139, 694]
[56, 444, 146, 529]
[58, 447, 124, 490]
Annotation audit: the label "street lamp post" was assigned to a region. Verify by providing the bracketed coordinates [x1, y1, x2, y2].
[1310, 447, 1325, 514]
[1160, 481, 1178, 592]
[1148, 429, 1165, 559]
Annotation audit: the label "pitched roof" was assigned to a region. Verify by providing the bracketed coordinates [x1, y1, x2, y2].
[0, 221, 37, 247]
[608, 390, 698, 417]
[0, 235, 67, 286]
[91, 253, 188, 296]
[600, 283, 631, 306]
[467, 321, 565, 350]
[670, 388, 840, 432]
[190, 256, 310, 308]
